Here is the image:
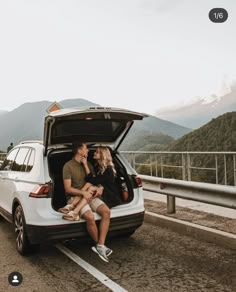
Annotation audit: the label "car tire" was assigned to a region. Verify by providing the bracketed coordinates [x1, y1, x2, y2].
[14, 205, 40, 255]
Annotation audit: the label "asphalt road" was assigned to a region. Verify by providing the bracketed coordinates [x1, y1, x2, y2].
[0, 217, 235, 292]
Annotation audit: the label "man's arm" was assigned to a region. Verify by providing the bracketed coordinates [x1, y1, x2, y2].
[63, 179, 94, 200]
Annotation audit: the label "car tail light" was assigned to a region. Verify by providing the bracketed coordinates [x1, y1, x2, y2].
[29, 184, 51, 198]
[135, 176, 142, 188]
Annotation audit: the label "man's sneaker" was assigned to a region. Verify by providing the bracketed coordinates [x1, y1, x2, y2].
[92, 245, 109, 263]
[104, 246, 113, 257]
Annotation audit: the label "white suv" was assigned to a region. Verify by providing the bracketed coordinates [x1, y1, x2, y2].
[0, 107, 146, 255]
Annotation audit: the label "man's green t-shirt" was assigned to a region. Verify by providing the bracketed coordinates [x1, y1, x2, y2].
[63, 158, 94, 190]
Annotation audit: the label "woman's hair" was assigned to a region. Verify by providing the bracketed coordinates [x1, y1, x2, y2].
[96, 146, 116, 176]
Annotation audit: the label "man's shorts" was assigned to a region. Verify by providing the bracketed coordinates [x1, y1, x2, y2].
[80, 198, 105, 217]
[66, 195, 105, 217]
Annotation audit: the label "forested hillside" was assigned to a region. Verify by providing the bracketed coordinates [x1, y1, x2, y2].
[138, 112, 236, 185]
[167, 112, 236, 152]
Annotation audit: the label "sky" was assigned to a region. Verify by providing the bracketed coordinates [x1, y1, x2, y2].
[0, 0, 236, 115]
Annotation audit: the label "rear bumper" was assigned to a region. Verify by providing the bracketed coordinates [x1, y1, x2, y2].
[26, 211, 145, 244]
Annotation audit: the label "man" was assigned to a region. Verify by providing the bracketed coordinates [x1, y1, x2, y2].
[63, 141, 112, 262]
[7, 142, 14, 153]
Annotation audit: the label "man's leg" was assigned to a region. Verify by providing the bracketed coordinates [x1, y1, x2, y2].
[89, 199, 111, 262]
[81, 208, 98, 243]
[95, 203, 111, 245]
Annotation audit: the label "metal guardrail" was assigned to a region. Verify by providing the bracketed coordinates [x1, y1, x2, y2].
[140, 174, 236, 214]
[1, 150, 235, 214]
[121, 151, 236, 186]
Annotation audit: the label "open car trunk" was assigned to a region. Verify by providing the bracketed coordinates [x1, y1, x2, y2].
[48, 148, 135, 211]
[45, 107, 147, 211]
[44, 107, 147, 155]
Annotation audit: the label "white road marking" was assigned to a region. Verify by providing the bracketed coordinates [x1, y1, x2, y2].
[55, 243, 128, 292]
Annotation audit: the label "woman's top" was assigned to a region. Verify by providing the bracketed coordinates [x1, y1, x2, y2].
[85, 166, 122, 208]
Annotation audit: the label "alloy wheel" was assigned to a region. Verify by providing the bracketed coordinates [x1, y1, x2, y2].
[14, 207, 24, 251]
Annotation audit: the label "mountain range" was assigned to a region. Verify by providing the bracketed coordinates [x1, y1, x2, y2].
[138, 112, 236, 185]
[165, 112, 236, 185]
[167, 112, 236, 152]
[0, 99, 191, 152]
[156, 83, 236, 129]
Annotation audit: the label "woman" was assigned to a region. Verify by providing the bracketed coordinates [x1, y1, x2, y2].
[83, 146, 122, 208]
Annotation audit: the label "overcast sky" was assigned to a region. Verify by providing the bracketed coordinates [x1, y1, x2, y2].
[0, 0, 235, 114]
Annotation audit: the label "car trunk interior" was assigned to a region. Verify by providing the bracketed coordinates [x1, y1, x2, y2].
[48, 148, 135, 211]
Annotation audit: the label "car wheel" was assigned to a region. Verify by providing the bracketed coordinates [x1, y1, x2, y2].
[14, 205, 40, 255]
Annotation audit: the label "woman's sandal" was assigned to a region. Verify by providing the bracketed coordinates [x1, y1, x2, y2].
[58, 204, 74, 214]
[62, 210, 80, 221]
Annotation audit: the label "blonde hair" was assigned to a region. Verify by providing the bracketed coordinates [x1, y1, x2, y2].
[96, 146, 116, 176]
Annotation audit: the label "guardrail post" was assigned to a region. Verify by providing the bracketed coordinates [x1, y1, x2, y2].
[215, 154, 218, 184]
[182, 153, 187, 181]
[150, 154, 152, 176]
[187, 153, 191, 181]
[167, 195, 176, 214]
[234, 155, 236, 186]
[132, 153, 136, 170]
[161, 155, 164, 177]
[224, 154, 227, 185]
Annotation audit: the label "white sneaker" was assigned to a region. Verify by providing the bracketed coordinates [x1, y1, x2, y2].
[92, 244, 109, 263]
[104, 246, 113, 257]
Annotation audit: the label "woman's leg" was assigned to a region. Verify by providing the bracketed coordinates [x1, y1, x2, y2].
[70, 182, 94, 208]
[71, 183, 97, 214]
[73, 197, 88, 214]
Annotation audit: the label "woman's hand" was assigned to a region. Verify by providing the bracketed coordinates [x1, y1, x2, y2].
[81, 156, 88, 166]
[94, 185, 104, 198]
[81, 156, 91, 175]
[82, 190, 93, 200]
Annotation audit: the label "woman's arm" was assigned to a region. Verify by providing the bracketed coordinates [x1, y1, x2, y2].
[81, 157, 92, 175]
[86, 167, 114, 185]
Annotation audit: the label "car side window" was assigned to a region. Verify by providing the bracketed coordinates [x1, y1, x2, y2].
[26, 149, 35, 172]
[0, 149, 19, 171]
[12, 148, 30, 172]
[21, 149, 31, 172]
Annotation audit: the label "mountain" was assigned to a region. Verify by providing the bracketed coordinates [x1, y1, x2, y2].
[121, 132, 174, 151]
[0, 99, 98, 151]
[155, 83, 236, 129]
[121, 116, 191, 151]
[165, 112, 236, 185]
[137, 112, 236, 185]
[0, 98, 191, 152]
[167, 112, 236, 152]
[129, 116, 191, 139]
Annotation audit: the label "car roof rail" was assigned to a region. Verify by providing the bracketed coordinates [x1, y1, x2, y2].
[20, 140, 43, 145]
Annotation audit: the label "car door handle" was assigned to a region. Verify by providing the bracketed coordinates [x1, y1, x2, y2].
[0, 175, 5, 180]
